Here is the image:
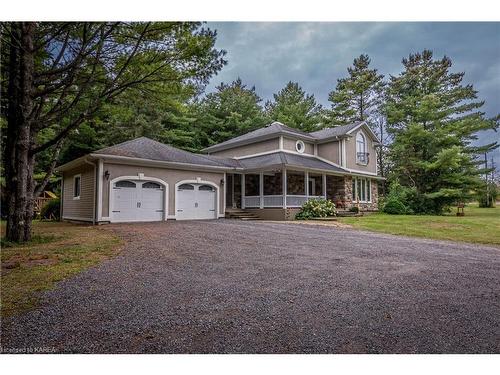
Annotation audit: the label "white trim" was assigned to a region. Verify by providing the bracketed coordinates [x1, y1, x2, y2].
[100, 216, 111, 221]
[167, 214, 176, 219]
[223, 172, 226, 215]
[72, 174, 81, 200]
[97, 159, 103, 221]
[341, 139, 347, 168]
[259, 172, 264, 209]
[352, 177, 373, 203]
[241, 174, 246, 209]
[202, 129, 317, 153]
[62, 216, 93, 222]
[314, 143, 318, 156]
[109, 174, 169, 223]
[346, 121, 380, 143]
[322, 174, 327, 198]
[174, 179, 219, 220]
[282, 169, 287, 208]
[279, 136, 284, 150]
[295, 140, 305, 153]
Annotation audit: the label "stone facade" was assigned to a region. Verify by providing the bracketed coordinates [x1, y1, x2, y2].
[326, 175, 379, 211]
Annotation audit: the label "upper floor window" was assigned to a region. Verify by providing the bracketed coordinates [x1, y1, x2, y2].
[356, 132, 368, 164]
[73, 174, 81, 200]
[295, 140, 305, 153]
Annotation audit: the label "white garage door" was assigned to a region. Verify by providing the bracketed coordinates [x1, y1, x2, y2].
[176, 183, 217, 220]
[112, 180, 164, 222]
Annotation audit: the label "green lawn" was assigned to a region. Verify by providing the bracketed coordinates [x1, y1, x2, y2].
[338, 204, 500, 246]
[1, 221, 121, 317]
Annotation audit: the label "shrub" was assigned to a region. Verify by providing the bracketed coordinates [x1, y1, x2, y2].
[295, 198, 336, 220]
[349, 206, 359, 213]
[383, 198, 407, 215]
[40, 198, 60, 220]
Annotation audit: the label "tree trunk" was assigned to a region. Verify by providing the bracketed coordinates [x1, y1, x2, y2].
[5, 22, 36, 242]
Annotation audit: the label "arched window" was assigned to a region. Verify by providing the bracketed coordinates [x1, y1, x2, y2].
[178, 183, 195, 191]
[356, 132, 368, 164]
[115, 180, 136, 188]
[198, 184, 215, 192]
[142, 182, 162, 189]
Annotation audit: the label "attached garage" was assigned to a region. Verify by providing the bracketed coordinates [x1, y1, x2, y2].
[176, 182, 217, 220]
[111, 179, 166, 223]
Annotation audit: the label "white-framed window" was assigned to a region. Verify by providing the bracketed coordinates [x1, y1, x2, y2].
[356, 131, 368, 164]
[295, 140, 305, 153]
[352, 177, 371, 203]
[73, 174, 81, 200]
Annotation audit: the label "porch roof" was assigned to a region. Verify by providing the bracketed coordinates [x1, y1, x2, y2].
[237, 151, 346, 174]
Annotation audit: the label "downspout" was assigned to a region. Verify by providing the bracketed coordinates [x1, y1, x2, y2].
[84, 158, 96, 225]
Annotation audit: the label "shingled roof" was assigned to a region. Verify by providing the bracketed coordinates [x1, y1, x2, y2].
[238, 152, 346, 173]
[202, 121, 371, 153]
[202, 121, 317, 153]
[92, 137, 239, 168]
[309, 122, 363, 139]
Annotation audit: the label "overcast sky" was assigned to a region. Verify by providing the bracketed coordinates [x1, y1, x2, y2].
[206, 22, 500, 165]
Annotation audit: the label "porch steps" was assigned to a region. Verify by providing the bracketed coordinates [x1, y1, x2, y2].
[336, 210, 364, 217]
[225, 209, 261, 221]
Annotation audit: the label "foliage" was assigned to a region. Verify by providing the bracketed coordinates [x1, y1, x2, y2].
[39, 198, 60, 220]
[265, 81, 324, 132]
[295, 198, 336, 219]
[382, 198, 408, 215]
[1, 22, 226, 242]
[339, 204, 500, 246]
[328, 54, 385, 126]
[0, 221, 121, 317]
[349, 206, 360, 213]
[478, 182, 498, 208]
[191, 78, 270, 149]
[384, 50, 499, 214]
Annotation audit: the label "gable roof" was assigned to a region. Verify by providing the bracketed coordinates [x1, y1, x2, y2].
[203, 121, 379, 153]
[309, 122, 363, 139]
[92, 137, 238, 169]
[202, 121, 317, 153]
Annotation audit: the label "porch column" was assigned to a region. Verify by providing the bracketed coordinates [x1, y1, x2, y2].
[259, 172, 264, 209]
[282, 168, 287, 208]
[322, 174, 327, 198]
[241, 174, 245, 209]
[305, 171, 309, 197]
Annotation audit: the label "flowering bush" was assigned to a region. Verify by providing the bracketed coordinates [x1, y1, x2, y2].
[295, 198, 336, 220]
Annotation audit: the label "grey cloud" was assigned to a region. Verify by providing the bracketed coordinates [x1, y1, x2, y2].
[206, 22, 500, 164]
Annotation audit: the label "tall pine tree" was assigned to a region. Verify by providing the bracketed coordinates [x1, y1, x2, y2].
[265, 81, 324, 132]
[328, 54, 385, 125]
[384, 50, 499, 214]
[192, 78, 269, 148]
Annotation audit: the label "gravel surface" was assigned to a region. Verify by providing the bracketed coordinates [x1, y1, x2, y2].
[2, 220, 499, 353]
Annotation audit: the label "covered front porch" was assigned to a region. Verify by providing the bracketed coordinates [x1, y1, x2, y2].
[226, 169, 351, 210]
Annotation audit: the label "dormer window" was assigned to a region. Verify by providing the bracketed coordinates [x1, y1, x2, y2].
[295, 140, 305, 153]
[356, 131, 368, 165]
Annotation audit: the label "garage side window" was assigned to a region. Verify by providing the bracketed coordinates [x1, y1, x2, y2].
[115, 180, 136, 188]
[73, 174, 81, 200]
[142, 182, 163, 190]
[198, 185, 215, 191]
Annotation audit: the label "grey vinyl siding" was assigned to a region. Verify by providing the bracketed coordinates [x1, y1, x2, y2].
[209, 138, 280, 158]
[317, 141, 340, 164]
[62, 163, 95, 221]
[282, 137, 314, 155]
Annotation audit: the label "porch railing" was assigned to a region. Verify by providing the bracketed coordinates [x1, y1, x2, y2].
[243, 195, 325, 208]
[286, 195, 324, 207]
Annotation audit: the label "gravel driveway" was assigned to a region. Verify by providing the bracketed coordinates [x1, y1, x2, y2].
[2, 220, 499, 353]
